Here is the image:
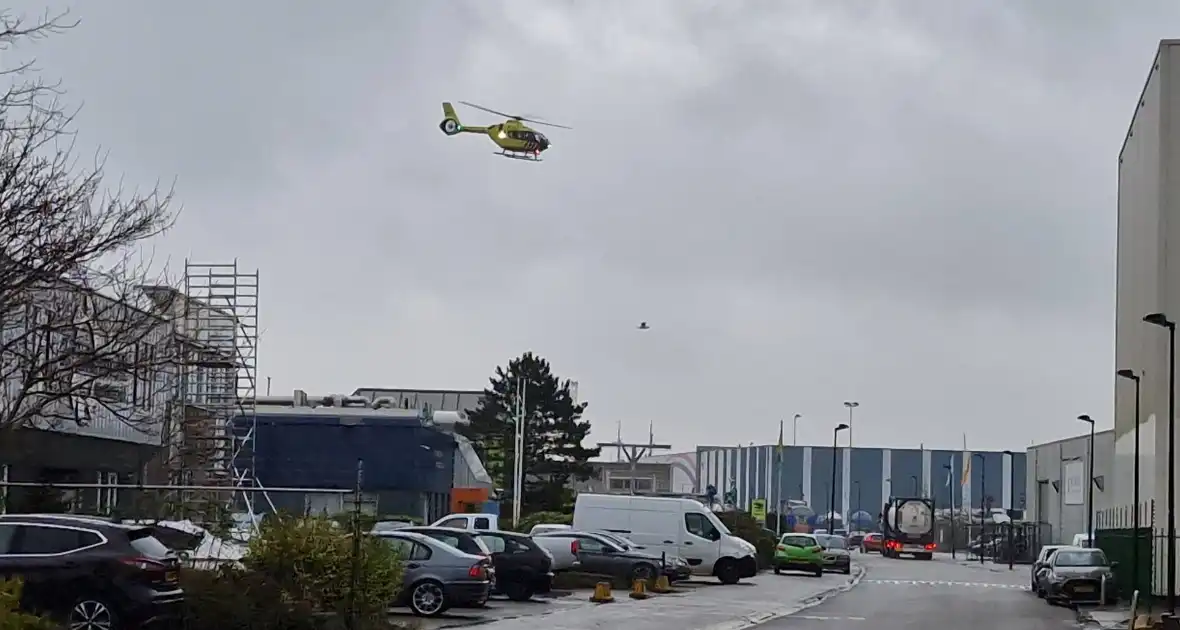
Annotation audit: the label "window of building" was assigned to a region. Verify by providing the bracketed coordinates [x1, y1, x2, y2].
[608, 476, 654, 492]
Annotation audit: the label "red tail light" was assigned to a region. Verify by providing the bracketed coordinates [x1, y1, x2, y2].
[570, 540, 579, 554]
[925, 543, 936, 551]
[468, 563, 487, 579]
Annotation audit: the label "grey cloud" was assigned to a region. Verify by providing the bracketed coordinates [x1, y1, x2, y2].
[1, 0, 1162, 452]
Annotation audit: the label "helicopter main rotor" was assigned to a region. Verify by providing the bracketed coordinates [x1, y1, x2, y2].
[459, 100, 573, 130]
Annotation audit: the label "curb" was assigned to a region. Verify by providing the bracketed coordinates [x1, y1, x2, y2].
[702, 565, 867, 630]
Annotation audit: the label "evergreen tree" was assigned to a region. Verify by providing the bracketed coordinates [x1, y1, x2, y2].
[461, 352, 599, 514]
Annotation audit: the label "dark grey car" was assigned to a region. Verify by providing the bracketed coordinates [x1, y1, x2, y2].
[538, 531, 663, 583]
[814, 534, 852, 574]
[372, 530, 493, 617]
[1035, 546, 1117, 605]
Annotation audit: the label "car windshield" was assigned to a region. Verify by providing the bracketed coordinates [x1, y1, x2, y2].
[1055, 549, 1108, 567]
[817, 535, 846, 549]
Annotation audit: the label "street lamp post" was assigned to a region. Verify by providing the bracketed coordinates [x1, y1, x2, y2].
[973, 452, 986, 564]
[793, 413, 802, 446]
[1003, 449, 1018, 571]
[1077, 415, 1096, 550]
[843, 402, 859, 449]
[829, 423, 850, 534]
[944, 463, 956, 559]
[1117, 368, 1143, 598]
[1144, 311, 1176, 612]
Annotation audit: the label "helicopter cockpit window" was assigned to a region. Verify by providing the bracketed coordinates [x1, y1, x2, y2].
[534, 132, 547, 143]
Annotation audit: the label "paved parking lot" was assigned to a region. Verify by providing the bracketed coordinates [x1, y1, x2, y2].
[400, 568, 862, 630]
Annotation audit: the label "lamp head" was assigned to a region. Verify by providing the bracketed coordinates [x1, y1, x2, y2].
[1144, 313, 1175, 329]
[1078, 414, 1094, 424]
[1116, 368, 1139, 381]
[835, 423, 849, 432]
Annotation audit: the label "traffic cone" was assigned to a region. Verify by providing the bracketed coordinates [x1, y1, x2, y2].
[629, 578, 651, 600]
[590, 581, 614, 603]
[651, 575, 672, 593]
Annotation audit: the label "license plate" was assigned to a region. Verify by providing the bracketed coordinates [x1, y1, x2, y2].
[1074, 585, 1094, 593]
[165, 571, 179, 584]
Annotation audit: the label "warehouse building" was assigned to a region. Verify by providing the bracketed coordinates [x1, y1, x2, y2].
[695, 444, 1026, 522]
[1024, 430, 1114, 545]
[1110, 39, 1180, 595]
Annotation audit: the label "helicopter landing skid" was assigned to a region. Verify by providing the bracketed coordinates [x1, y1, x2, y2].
[495, 151, 542, 162]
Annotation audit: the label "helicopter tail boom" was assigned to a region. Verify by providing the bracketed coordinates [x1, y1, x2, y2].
[440, 102, 487, 136]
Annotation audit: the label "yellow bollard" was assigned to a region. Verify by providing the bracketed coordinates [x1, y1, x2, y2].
[590, 581, 614, 603]
[629, 578, 651, 600]
[651, 574, 672, 594]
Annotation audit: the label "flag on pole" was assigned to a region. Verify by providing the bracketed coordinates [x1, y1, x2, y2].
[960, 454, 971, 486]
[777, 419, 784, 454]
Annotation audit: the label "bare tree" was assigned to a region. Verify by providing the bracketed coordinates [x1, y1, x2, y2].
[0, 11, 179, 440]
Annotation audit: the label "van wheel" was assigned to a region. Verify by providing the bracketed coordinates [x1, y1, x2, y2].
[504, 582, 534, 602]
[715, 559, 741, 585]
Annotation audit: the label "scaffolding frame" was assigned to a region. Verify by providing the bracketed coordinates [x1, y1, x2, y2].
[171, 260, 270, 525]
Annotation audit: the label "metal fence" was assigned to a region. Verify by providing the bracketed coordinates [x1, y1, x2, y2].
[959, 520, 1049, 564]
[1094, 501, 1155, 603]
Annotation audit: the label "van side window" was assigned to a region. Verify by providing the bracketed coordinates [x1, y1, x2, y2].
[685, 513, 718, 540]
[439, 518, 467, 529]
[474, 517, 491, 530]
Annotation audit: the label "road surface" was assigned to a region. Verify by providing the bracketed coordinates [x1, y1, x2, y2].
[759, 551, 1078, 630]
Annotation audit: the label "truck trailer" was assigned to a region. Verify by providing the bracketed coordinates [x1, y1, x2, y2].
[881, 497, 936, 560]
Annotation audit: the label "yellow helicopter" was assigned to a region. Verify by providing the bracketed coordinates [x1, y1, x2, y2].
[439, 101, 571, 162]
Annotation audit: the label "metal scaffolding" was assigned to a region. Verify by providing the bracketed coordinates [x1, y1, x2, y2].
[173, 260, 269, 523]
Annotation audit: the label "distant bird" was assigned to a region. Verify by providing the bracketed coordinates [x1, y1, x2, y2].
[637, 322, 650, 330]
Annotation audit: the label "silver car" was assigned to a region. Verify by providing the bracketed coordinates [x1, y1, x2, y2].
[814, 534, 853, 575]
[372, 530, 493, 617]
[1034, 546, 1117, 605]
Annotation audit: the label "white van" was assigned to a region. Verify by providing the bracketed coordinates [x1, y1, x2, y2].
[572, 494, 758, 583]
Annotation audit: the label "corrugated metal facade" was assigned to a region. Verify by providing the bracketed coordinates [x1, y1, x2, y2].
[696, 445, 1026, 520]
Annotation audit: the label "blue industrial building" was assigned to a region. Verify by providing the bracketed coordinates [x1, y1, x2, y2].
[234, 396, 458, 522]
[696, 444, 1027, 522]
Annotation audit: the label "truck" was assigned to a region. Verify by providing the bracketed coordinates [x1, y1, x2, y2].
[880, 497, 935, 560]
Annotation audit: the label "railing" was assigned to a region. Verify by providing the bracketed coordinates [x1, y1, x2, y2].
[1095, 500, 1156, 602]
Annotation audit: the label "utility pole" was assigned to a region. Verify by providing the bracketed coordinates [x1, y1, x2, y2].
[512, 377, 527, 527]
[597, 438, 672, 494]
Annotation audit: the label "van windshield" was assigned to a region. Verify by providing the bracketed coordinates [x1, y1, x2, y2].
[707, 511, 731, 535]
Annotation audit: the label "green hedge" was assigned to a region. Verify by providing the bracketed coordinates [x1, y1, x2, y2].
[716, 510, 776, 569]
[0, 579, 55, 630]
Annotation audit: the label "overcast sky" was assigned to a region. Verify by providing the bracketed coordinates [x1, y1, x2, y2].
[4, 0, 1171, 453]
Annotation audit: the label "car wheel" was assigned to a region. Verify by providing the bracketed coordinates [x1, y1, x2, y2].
[68, 597, 119, 630]
[504, 582, 534, 602]
[813, 566, 824, 577]
[842, 565, 852, 575]
[773, 566, 781, 575]
[409, 580, 449, 617]
[715, 559, 741, 584]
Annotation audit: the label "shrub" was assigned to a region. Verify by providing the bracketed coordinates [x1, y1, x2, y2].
[0, 579, 55, 630]
[245, 514, 404, 622]
[180, 567, 320, 630]
[512, 511, 572, 533]
[717, 510, 777, 569]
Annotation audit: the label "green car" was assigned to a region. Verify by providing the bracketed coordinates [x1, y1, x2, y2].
[773, 533, 825, 577]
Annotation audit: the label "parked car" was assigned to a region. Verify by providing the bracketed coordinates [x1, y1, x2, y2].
[536, 531, 668, 584]
[371, 530, 493, 616]
[371, 520, 415, 533]
[531, 532, 582, 573]
[772, 533, 825, 577]
[0, 514, 185, 629]
[1034, 546, 1117, 605]
[396, 527, 494, 558]
[1030, 545, 1064, 592]
[593, 531, 692, 581]
[430, 513, 499, 531]
[477, 530, 554, 601]
[529, 523, 572, 536]
[847, 531, 866, 548]
[860, 533, 883, 553]
[814, 534, 853, 574]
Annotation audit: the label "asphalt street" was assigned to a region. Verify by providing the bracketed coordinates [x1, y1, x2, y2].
[759, 551, 1079, 630]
